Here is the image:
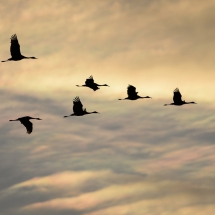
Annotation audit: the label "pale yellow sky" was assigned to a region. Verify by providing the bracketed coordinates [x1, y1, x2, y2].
[1, 1, 215, 215]
[0, 0, 215, 101]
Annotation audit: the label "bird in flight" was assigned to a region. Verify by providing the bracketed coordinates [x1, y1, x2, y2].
[164, 88, 196, 106]
[76, 75, 109, 91]
[9, 116, 42, 134]
[64, 96, 99, 117]
[118, 85, 151, 100]
[2, 34, 37, 62]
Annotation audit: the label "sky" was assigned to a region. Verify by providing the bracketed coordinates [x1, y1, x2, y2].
[0, 0, 215, 214]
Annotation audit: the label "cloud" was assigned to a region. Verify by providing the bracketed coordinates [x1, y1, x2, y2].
[1, 0, 215, 214]
[0, 0, 215, 100]
[14, 172, 215, 215]
[1, 88, 215, 214]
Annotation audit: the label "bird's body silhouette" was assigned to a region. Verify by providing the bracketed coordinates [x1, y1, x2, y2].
[9, 116, 42, 134]
[164, 88, 196, 106]
[118, 85, 151, 100]
[2, 34, 37, 62]
[64, 97, 99, 117]
[76, 76, 109, 91]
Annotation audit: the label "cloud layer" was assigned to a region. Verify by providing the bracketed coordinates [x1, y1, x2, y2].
[0, 0, 215, 214]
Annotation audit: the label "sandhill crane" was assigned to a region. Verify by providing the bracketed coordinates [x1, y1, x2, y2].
[164, 88, 196, 106]
[118, 85, 151, 100]
[2, 34, 37, 62]
[9, 116, 42, 134]
[64, 96, 99, 117]
[76, 75, 109, 91]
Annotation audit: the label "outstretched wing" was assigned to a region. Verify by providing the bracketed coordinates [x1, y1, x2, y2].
[20, 119, 33, 134]
[173, 88, 182, 103]
[85, 75, 94, 85]
[10, 34, 21, 58]
[73, 97, 83, 114]
[127, 85, 137, 97]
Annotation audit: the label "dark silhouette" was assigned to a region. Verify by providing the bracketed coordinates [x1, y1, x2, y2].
[2, 34, 37, 62]
[9, 116, 42, 134]
[164, 88, 196, 106]
[76, 75, 109, 91]
[118, 85, 151, 100]
[64, 96, 99, 117]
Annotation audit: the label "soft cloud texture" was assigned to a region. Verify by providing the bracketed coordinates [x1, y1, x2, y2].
[0, 0, 215, 214]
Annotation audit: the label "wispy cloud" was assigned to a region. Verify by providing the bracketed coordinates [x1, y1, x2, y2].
[0, 0, 215, 214]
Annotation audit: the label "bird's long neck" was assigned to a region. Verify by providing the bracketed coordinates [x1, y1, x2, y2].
[83, 110, 98, 115]
[97, 84, 108, 87]
[31, 117, 42, 120]
[23, 56, 37, 59]
[9, 119, 19, 121]
[83, 109, 90, 115]
[138, 96, 151, 99]
[84, 112, 91, 115]
[89, 111, 98, 114]
[184, 101, 196, 104]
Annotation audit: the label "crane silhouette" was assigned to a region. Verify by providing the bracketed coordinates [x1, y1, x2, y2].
[118, 85, 151, 100]
[76, 75, 109, 91]
[164, 88, 196, 106]
[64, 96, 99, 117]
[9, 116, 42, 134]
[2, 34, 37, 62]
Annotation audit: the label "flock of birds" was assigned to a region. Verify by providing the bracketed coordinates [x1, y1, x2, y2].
[2, 34, 196, 134]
